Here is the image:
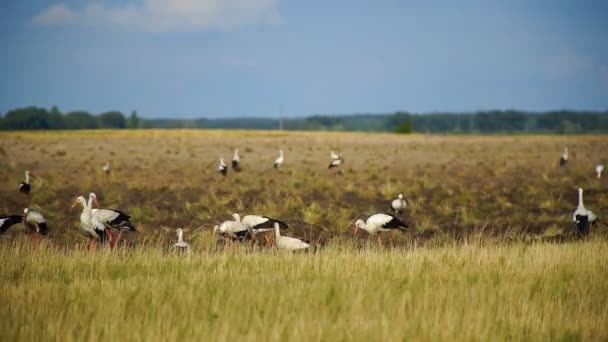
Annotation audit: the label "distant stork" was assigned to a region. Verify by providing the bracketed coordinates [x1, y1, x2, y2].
[19, 170, 31, 195]
[391, 194, 407, 214]
[274, 150, 284, 169]
[355, 213, 408, 242]
[573, 188, 597, 236]
[23, 208, 48, 236]
[219, 158, 228, 176]
[214, 213, 249, 241]
[328, 151, 343, 173]
[560, 147, 568, 166]
[596, 164, 605, 179]
[173, 228, 191, 252]
[242, 214, 288, 244]
[232, 149, 241, 172]
[274, 222, 311, 251]
[0, 214, 23, 235]
[102, 162, 111, 176]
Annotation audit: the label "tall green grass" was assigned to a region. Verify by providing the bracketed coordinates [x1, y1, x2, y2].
[1, 239, 606, 341]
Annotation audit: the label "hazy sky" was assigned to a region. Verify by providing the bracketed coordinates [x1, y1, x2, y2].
[1, 0, 607, 118]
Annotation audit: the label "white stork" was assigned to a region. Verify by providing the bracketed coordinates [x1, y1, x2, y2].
[173, 228, 191, 252]
[328, 151, 343, 171]
[274, 150, 284, 169]
[354, 213, 408, 242]
[71, 195, 109, 248]
[596, 164, 605, 179]
[560, 147, 568, 166]
[89, 193, 136, 246]
[232, 149, 241, 172]
[219, 158, 228, 176]
[391, 194, 407, 214]
[241, 214, 288, 244]
[0, 214, 23, 235]
[274, 222, 310, 251]
[19, 170, 31, 195]
[102, 162, 111, 175]
[214, 213, 249, 241]
[23, 208, 48, 236]
[573, 188, 597, 236]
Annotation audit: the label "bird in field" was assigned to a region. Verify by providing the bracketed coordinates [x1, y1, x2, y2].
[89, 193, 136, 246]
[23, 208, 48, 236]
[219, 158, 228, 176]
[274, 150, 284, 169]
[232, 149, 241, 172]
[0, 214, 23, 235]
[102, 162, 111, 176]
[596, 164, 604, 179]
[214, 213, 249, 241]
[573, 188, 597, 237]
[241, 214, 288, 244]
[328, 151, 343, 173]
[274, 222, 311, 251]
[391, 194, 407, 214]
[354, 213, 408, 243]
[19, 170, 31, 195]
[173, 228, 190, 252]
[71, 194, 109, 248]
[560, 147, 568, 166]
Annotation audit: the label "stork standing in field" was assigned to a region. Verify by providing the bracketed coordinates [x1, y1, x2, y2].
[89, 193, 136, 246]
[173, 228, 190, 252]
[71, 195, 109, 248]
[102, 162, 111, 176]
[19, 170, 31, 195]
[560, 147, 568, 166]
[242, 214, 288, 244]
[232, 149, 241, 172]
[219, 158, 228, 176]
[23, 208, 48, 236]
[573, 188, 597, 236]
[0, 214, 23, 235]
[328, 151, 343, 174]
[391, 194, 407, 214]
[274, 150, 284, 169]
[354, 213, 408, 242]
[214, 213, 249, 241]
[274, 222, 310, 251]
[596, 164, 605, 179]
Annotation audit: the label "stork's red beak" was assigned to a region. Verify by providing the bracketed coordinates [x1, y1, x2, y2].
[69, 200, 78, 212]
[354, 226, 359, 236]
[93, 198, 100, 208]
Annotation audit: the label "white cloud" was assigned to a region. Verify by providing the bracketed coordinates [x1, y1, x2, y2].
[545, 50, 593, 79]
[31, 0, 282, 32]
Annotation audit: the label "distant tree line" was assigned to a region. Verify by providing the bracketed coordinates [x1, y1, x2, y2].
[0, 106, 140, 130]
[1, 106, 607, 134]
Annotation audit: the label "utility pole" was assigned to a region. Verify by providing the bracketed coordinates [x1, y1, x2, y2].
[279, 104, 284, 131]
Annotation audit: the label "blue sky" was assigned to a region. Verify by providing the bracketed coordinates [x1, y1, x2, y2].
[1, 0, 607, 118]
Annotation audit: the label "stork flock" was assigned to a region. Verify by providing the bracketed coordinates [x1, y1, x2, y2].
[0, 146, 604, 252]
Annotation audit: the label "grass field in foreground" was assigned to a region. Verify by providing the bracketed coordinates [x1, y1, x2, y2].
[0, 239, 606, 341]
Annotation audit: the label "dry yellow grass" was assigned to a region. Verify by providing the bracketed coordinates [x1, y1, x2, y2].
[0, 130, 607, 340]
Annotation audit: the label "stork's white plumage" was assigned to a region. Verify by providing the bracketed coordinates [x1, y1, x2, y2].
[560, 147, 568, 166]
[23, 208, 48, 235]
[354, 213, 408, 236]
[173, 228, 190, 251]
[102, 162, 111, 175]
[0, 214, 23, 235]
[214, 213, 249, 240]
[242, 214, 288, 244]
[596, 164, 605, 179]
[274, 222, 310, 251]
[219, 158, 228, 176]
[573, 188, 597, 237]
[328, 157, 343, 169]
[330, 151, 340, 160]
[391, 194, 407, 214]
[232, 149, 241, 171]
[19, 170, 31, 195]
[274, 150, 284, 169]
[89, 193, 136, 232]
